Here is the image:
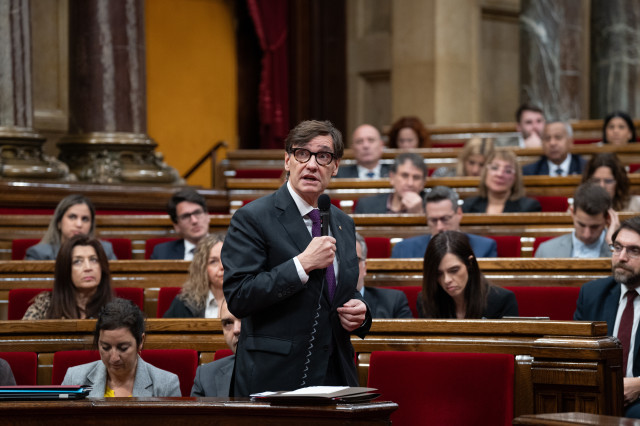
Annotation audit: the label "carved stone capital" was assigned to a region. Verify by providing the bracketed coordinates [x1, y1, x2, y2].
[57, 132, 183, 184]
[0, 127, 74, 181]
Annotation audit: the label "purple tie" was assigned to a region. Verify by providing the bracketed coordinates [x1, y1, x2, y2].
[308, 209, 336, 301]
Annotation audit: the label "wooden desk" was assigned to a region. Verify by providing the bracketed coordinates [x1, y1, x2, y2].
[0, 319, 623, 418]
[513, 412, 640, 425]
[0, 398, 398, 426]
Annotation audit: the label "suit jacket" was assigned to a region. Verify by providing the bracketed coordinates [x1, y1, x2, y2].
[574, 276, 640, 376]
[364, 287, 413, 319]
[62, 357, 181, 397]
[461, 196, 541, 213]
[535, 233, 611, 258]
[26, 241, 117, 261]
[163, 295, 204, 318]
[191, 355, 234, 397]
[522, 154, 586, 176]
[335, 163, 391, 178]
[391, 233, 497, 258]
[150, 239, 185, 260]
[417, 285, 519, 319]
[222, 184, 371, 396]
[354, 192, 426, 214]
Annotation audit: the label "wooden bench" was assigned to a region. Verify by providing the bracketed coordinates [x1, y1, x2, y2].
[0, 258, 613, 320]
[0, 318, 622, 417]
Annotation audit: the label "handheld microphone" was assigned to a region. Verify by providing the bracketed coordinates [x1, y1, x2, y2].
[318, 194, 331, 236]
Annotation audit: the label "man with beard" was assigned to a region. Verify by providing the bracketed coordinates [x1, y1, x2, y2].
[574, 216, 640, 418]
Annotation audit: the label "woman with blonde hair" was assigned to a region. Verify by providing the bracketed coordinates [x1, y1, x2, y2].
[462, 150, 541, 213]
[432, 137, 495, 177]
[163, 233, 225, 318]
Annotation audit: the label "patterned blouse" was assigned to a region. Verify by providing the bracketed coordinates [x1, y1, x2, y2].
[22, 292, 52, 320]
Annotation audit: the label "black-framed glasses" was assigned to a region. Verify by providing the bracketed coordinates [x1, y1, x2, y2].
[610, 243, 640, 258]
[178, 209, 205, 223]
[290, 148, 336, 166]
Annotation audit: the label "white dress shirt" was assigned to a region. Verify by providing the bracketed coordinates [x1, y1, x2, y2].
[183, 240, 196, 261]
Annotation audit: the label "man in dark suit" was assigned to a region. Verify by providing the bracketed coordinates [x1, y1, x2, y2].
[151, 188, 210, 260]
[191, 298, 240, 396]
[336, 124, 390, 178]
[392, 186, 497, 258]
[574, 216, 640, 418]
[222, 120, 371, 397]
[522, 120, 585, 176]
[354, 152, 427, 214]
[355, 233, 412, 318]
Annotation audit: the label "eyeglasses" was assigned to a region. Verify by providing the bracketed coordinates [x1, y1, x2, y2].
[590, 178, 616, 186]
[290, 148, 336, 166]
[427, 214, 455, 227]
[488, 164, 515, 175]
[178, 209, 205, 223]
[610, 243, 640, 258]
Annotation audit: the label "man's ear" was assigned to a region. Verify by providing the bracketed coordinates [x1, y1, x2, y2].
[284, 152, 291, 172]
[332, 158, 340, 176]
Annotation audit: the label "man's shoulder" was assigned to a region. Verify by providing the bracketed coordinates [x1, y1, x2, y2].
[581, 276, 616, 293]
[522, 157, 545, 174]
[336, 165, 358, 178]
[467, 233, 495, 244]
[198, 355, 235, 374]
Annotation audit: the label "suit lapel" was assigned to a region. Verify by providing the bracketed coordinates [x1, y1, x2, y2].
[603, 282, 621, 336]
[132, 357, 154, 396]
[87, 362, 107, 397]
[332, 209, 354, 305]
[173, 240, 185, 259]
[274, 185, 310, 254]
[216, 357, 234, 395]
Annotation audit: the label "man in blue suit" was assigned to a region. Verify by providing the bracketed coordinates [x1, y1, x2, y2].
[151, 188, 210, 260]
[356, 233, 412, 318]
[574, 216, 640, 418]
[522, 120, 585, 176]
[392, 186, 497, 258]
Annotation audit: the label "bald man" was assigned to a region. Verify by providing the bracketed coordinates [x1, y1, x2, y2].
[336, 124, 390, 178]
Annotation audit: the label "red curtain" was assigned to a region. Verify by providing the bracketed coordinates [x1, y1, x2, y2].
[247, 0, 289, 149]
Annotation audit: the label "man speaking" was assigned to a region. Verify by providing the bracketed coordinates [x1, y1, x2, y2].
[222, 120, 371, 396]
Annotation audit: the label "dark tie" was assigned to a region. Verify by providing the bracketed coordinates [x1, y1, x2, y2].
[619, 290, 637, 375]
[555, 167, 563, 176]
[307, 209, 336, 301]
[366, 171, 375, 178]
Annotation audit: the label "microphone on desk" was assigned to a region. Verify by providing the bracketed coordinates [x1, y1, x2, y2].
[318, 194, 331, 237]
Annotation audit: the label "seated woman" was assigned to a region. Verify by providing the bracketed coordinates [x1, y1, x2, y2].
[387, 116, 428, 149]
[418, 231, 518, 319]
[432, 137, 495, 177]
[62, 298, 181, 397]
[602, 111, 636, 145]
[582, 153, 640, 212]
[462, 149, 541, 214]
[26, 194, 116, 260]
[23, 235, 113, 320]
[164, 233, 225, 318]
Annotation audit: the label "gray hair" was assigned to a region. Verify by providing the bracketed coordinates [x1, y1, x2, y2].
[426, 186, 460, 210]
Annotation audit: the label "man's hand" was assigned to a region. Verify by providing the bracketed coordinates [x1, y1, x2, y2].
[606, 208, 620, 245]
[337, 299, 367, 332]
[624, 377, 640, 405]
[523, 132, 542, 148]
[400, 192, 424, 213]
[297, 236, 336, 274]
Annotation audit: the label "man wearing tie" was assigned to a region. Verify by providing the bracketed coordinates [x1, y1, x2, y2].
[574, 216, 640, 418]
[222, 120, 371, 396]
[335, 124, 389, 178]
[522, 120, 585, 177]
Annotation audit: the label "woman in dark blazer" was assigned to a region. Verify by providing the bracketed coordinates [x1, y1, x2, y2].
[418, 231, 518, 319]
[462, 149, 541, 214]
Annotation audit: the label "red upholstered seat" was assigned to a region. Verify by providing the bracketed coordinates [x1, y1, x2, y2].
[52, 350, 101, 385]
[8, 288, 50, 320]
[505, 286, 580, 320]
[487, 236, 521, 257]
[213, 349, 233, 361]
[364, 237, 391, 258]
[532, 236, 554, 256]
[157, 287, 182, 318]
[103, 238, 132, 260]
[379, 286, 421, 318]
[368, 351, 514, 426]
[145, 237, 178, 259]
[11, 239, 40, 260]
[0, 352, 38, 385]
[114, 288, 145, 311]
[629, 164, 640, 174]
[140, 349, 198, 397]
[533, 196, 569, 212]
[9, 288, 144, 320]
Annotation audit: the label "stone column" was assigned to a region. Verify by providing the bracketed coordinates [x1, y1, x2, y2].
[591, 1, 640, 118]
[520, 0, 585, 121]
[0, 0, 70, 180]
[59, 0, 181, 184]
